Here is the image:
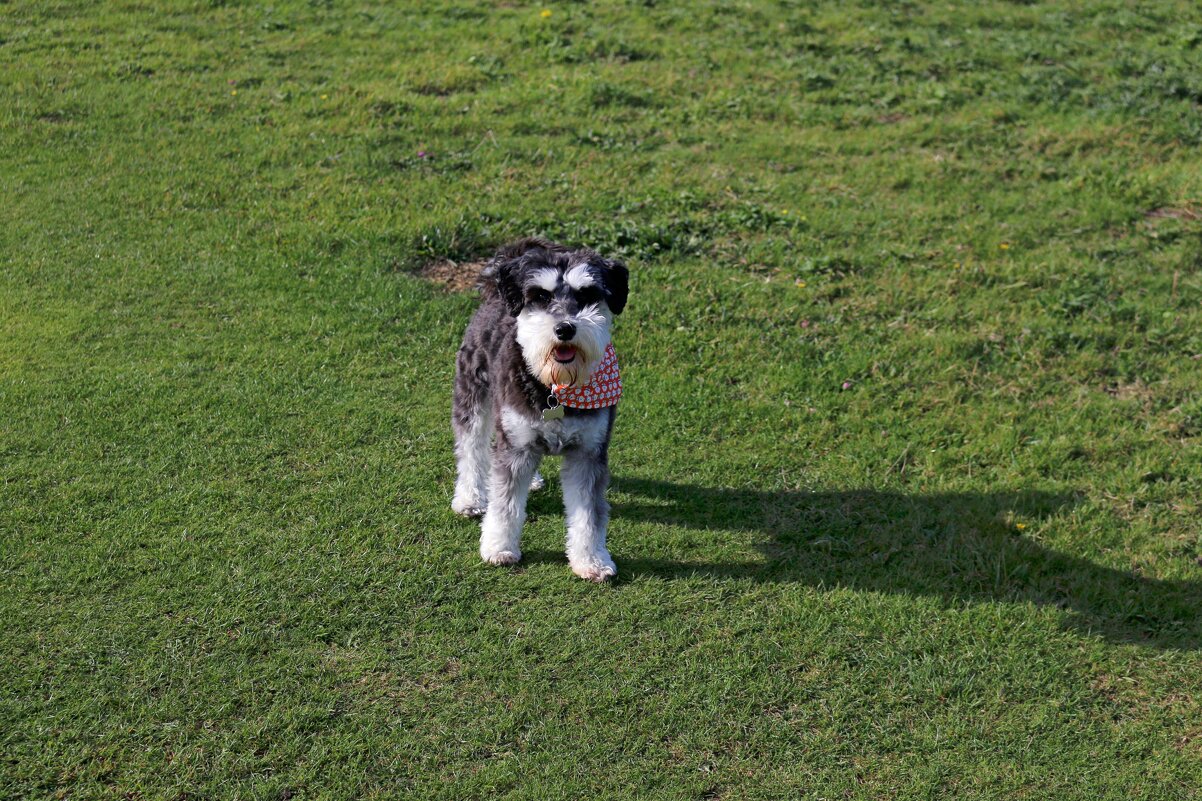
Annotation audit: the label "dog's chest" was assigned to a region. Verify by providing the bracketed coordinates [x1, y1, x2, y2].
[501, 406, 608, 455]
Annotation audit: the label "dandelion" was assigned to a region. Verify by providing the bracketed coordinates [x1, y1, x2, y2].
[999, 242, 1010, 250]
[795, 280, 807, 288]
[1016, 522, 1027, 530]
[321, 94, 328, 99]
[540, 8, 552, 17]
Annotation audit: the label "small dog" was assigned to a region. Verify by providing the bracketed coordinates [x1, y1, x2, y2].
[451, 238, 629, 581]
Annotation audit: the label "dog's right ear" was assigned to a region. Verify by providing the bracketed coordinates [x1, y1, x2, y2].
[486, 238, 560, 316]
[492, 256, 526, 317]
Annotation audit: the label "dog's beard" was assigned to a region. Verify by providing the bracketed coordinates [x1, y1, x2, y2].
[515, 305, 611, 388]
[544, 354, 585, 387]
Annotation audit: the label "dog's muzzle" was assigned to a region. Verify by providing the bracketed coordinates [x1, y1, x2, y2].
[554, 321, 576, 341]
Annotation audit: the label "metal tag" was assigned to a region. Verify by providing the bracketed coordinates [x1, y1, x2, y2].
[542, 396, 564, 421]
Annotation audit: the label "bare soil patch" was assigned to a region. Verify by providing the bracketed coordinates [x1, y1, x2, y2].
[1145, 207, 1201, 221]
[419, 259, 487, 293]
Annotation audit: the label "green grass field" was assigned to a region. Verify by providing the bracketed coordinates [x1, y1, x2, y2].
[4, 1, 1202, 798]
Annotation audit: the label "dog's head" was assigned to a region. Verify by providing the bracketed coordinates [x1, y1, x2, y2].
[483, 237, 628, 388]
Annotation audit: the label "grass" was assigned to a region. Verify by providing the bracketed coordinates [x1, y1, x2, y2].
[2, 0, 1202, 798]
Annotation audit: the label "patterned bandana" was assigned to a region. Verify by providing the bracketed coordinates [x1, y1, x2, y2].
[552, 342, 622, 409]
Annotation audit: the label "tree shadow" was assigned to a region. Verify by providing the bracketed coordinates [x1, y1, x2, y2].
[589, 478, 1198, 650]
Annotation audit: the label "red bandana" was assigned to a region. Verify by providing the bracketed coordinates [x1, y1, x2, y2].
[552, 342, 622, 409]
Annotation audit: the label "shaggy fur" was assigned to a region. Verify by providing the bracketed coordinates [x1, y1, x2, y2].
[451, 238, 629, 581]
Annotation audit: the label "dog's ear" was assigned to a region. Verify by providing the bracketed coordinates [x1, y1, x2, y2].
[492, 256, 526, 317]
[598, 257, 629, 315]
[486, 238, 565, 316]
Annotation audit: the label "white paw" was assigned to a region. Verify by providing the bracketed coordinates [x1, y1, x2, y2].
[482, 548, 522, 566]
[569, 552, 617, 582]
[452, 495, 486, 518]
[529, 472, 546, 492]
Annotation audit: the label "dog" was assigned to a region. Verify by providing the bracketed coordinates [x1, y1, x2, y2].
[451, 238, 629, 581]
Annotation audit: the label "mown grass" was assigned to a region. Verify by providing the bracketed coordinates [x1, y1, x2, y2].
[3, 1, 1202, 798]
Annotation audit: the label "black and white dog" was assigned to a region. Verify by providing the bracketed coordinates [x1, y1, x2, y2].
[451, 238, 628, 581]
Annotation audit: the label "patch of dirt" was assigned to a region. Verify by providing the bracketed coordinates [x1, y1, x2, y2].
[1145, 206, 1201, 221]
[419, 258, 487, 293]
[1103, 380, 1153, 403]
[1178, 730, 1202, 755]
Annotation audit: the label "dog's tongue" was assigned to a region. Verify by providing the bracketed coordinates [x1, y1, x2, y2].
[554, 345, 577, 361]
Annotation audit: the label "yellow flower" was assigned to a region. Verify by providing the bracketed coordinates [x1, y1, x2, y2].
[999, 242, 1010, 250]
[540, 8, 552, 17]
[1016, 523, 1027, 530]
[321, 94, 328, 99]
[795, 280, 807, 288]
[230, 90, 238, 96]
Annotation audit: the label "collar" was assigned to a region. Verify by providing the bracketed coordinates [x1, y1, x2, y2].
[551, 342, 622, 409]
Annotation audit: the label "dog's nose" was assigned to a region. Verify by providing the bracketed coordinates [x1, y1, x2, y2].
[554, 321, 576, 341]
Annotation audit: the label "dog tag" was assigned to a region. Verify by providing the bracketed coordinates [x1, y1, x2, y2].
[542, 395, 564, 421]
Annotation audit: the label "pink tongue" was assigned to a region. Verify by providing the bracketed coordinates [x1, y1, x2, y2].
[555, 346, 576, 360]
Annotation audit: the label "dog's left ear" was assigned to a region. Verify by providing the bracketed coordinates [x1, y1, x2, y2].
[598, 258, 629, 315]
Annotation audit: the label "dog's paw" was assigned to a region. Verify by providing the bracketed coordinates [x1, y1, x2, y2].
[452, 495, 487, 518]
[482, 549, 522, 566]
[454, 504, 487, 519]
[569, 552, 617, 583]
[529, 472, 546, 492]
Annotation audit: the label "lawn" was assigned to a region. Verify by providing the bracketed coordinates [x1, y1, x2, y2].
[3, 1, 1202, 798]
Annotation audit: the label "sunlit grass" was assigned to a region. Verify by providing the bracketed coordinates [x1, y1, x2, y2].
[2, 1, 1201, 798]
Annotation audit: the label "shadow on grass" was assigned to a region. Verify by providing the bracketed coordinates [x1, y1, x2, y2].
[562, 478, 1198, 650]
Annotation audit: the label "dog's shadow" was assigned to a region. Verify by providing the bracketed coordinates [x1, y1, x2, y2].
[529, 478, 1200, 650]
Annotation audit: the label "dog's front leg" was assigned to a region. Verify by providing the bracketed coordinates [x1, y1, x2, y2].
[562, 448, 617, 582]
[479, 445, 540, 566]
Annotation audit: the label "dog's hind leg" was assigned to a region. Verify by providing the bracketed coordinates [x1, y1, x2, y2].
[479, 445, 541, 566]
[452, 349, 491, 518]
[562, 446, 617, 582]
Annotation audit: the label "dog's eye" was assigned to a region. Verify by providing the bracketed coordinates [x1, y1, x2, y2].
[576, 287, 603, 305]
[527, 288, 552, 304]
